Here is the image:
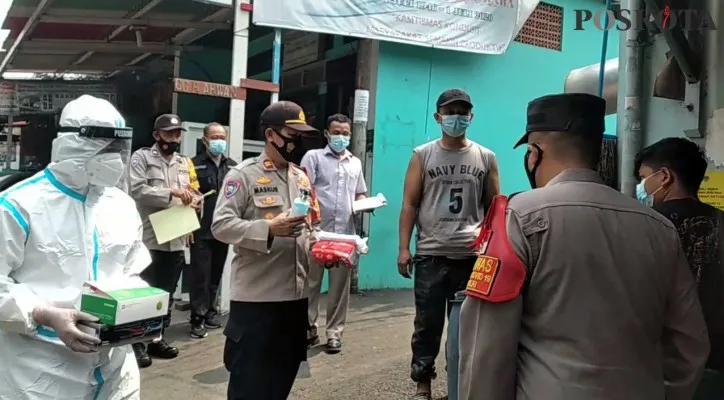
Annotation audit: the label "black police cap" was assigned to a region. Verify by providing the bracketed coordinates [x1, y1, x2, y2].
[514, 93, 606, 148]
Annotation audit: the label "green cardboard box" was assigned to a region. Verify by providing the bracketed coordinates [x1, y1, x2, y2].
[81, 283, 169, 326]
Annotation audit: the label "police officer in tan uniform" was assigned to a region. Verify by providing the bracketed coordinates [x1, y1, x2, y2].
[212, 101, 319, 400]
[128, 113, 201, 368]
[458, 94, 710, 400]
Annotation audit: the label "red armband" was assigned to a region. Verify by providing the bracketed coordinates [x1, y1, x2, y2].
[466, 195, 526, 303]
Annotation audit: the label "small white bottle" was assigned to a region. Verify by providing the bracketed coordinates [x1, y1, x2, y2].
[289, 189, 311, 217]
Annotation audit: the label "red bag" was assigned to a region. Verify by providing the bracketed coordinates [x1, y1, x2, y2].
[311, 240, 359, 268]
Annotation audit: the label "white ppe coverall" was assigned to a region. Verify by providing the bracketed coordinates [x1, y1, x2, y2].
[0, 95, 151, 399]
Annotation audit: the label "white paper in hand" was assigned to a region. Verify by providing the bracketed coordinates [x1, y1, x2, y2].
[353, 193, 387, 213]
[148, 206, 200, 244]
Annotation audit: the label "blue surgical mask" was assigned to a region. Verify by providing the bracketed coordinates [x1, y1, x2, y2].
[635, 180, 653, 207]
[441, 115, 471, 137]
[636, 171, 663, 207]
[329, 135, 350, 153]
[208, 139, 226, 156]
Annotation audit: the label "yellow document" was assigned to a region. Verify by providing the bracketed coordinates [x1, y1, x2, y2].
[148, 205, 200, 244]
[699, 170, 724, 211]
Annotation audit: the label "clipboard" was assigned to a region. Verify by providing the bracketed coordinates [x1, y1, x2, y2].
[353, 193, 387, 213]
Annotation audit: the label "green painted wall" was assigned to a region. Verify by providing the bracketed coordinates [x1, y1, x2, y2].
[177, 49, 232, 123]
[361, 0, 619, 289]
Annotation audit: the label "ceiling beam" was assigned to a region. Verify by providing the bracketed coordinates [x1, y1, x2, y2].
[0, 0, 55, 74]
[70, 0, 165, 67]
[38, 16, 231, 30]
[22, 40, 203, 54]
[124, 7, 232, 68]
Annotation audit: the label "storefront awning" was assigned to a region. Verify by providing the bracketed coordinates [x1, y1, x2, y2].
[1, 0, 233, 74]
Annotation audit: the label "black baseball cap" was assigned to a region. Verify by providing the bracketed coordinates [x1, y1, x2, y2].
[154, 114, 185, 132]
[260, 101, 318, 133]
[514, 93, 606, 148]
[436, 89, 473, 108]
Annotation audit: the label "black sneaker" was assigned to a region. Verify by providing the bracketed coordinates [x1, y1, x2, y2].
[133, 343, 152, 368]
[190, 323, 208, 339]
[307, 331, 320, 348]
[204, 313, 223, 329]
[325, 339, 342, 354]
[147, 339, 179, 359]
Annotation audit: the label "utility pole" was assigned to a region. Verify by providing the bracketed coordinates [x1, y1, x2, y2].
[219, 0, 250, 315]
[271, 29, 282, 103]
[4, 85, 16, 170]
[349, 39, 374, 294]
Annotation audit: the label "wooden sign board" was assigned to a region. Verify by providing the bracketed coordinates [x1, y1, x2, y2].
[239, 79, 280, 93]
[173, 78, 246, 100]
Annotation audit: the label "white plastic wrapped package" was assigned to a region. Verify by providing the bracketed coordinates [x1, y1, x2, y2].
[314, 231, 369, 254]
[310, 231, 369, 268]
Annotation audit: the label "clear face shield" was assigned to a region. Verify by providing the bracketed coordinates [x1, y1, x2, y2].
[59, 125, 134, 189]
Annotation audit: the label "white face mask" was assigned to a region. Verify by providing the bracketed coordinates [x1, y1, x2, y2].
[86, 153, 125, 187]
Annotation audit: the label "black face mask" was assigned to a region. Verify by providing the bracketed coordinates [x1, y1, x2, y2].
[271, 130, 306, 165]
[156, 138, 179, 156]
[524, 144, 543, 189]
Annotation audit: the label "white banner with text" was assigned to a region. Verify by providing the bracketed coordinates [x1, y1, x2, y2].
[253, 0, 521, 55]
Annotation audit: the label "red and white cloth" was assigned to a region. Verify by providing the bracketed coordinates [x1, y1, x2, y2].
[310, 231, 368, 268]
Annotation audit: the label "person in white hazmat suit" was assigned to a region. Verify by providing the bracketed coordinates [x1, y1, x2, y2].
[0, 95, 150, 400]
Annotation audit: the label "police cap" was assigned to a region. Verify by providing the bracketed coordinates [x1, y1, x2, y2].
[154, 113, 185, 132]
[513, 93, 606, 148]
[260, 101, 318, 133]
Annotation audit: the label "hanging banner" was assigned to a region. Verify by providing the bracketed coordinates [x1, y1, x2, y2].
[253, 0, 521, 55]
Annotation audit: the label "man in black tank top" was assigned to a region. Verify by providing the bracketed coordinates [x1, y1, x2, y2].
[635, 138, 724, 399]
[398, 89, 500, 400]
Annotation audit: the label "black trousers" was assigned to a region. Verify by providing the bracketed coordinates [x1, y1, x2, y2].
[225, 299, 308, 400]
[140, 250, 185, 328]
[189, 238, 229, 323]
[410, 255, 476, 383]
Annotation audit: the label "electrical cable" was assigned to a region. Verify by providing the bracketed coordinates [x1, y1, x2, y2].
[598, 0, 613, 97]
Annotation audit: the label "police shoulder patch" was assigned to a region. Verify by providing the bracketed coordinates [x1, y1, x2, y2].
[224, 180, 241, 199]
[131, 156, 140, 167]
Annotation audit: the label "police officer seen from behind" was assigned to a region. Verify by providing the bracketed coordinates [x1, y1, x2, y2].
[189, 122, 237, 339]
[458, 93, 710, 400]
[212, 101, 318, 400]
[128, 113, 202, 368]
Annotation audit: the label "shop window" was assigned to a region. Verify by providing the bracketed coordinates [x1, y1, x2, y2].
[323, 35, 335, 52]
[41, 94, 52, 111]
[514, 2, 563, 51]
[248, 49, 273, 77]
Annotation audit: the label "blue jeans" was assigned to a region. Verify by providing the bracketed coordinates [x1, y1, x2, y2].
[446, 291, 466, 400]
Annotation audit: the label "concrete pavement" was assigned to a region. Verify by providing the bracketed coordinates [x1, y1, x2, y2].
[141, 289, 449, 400]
